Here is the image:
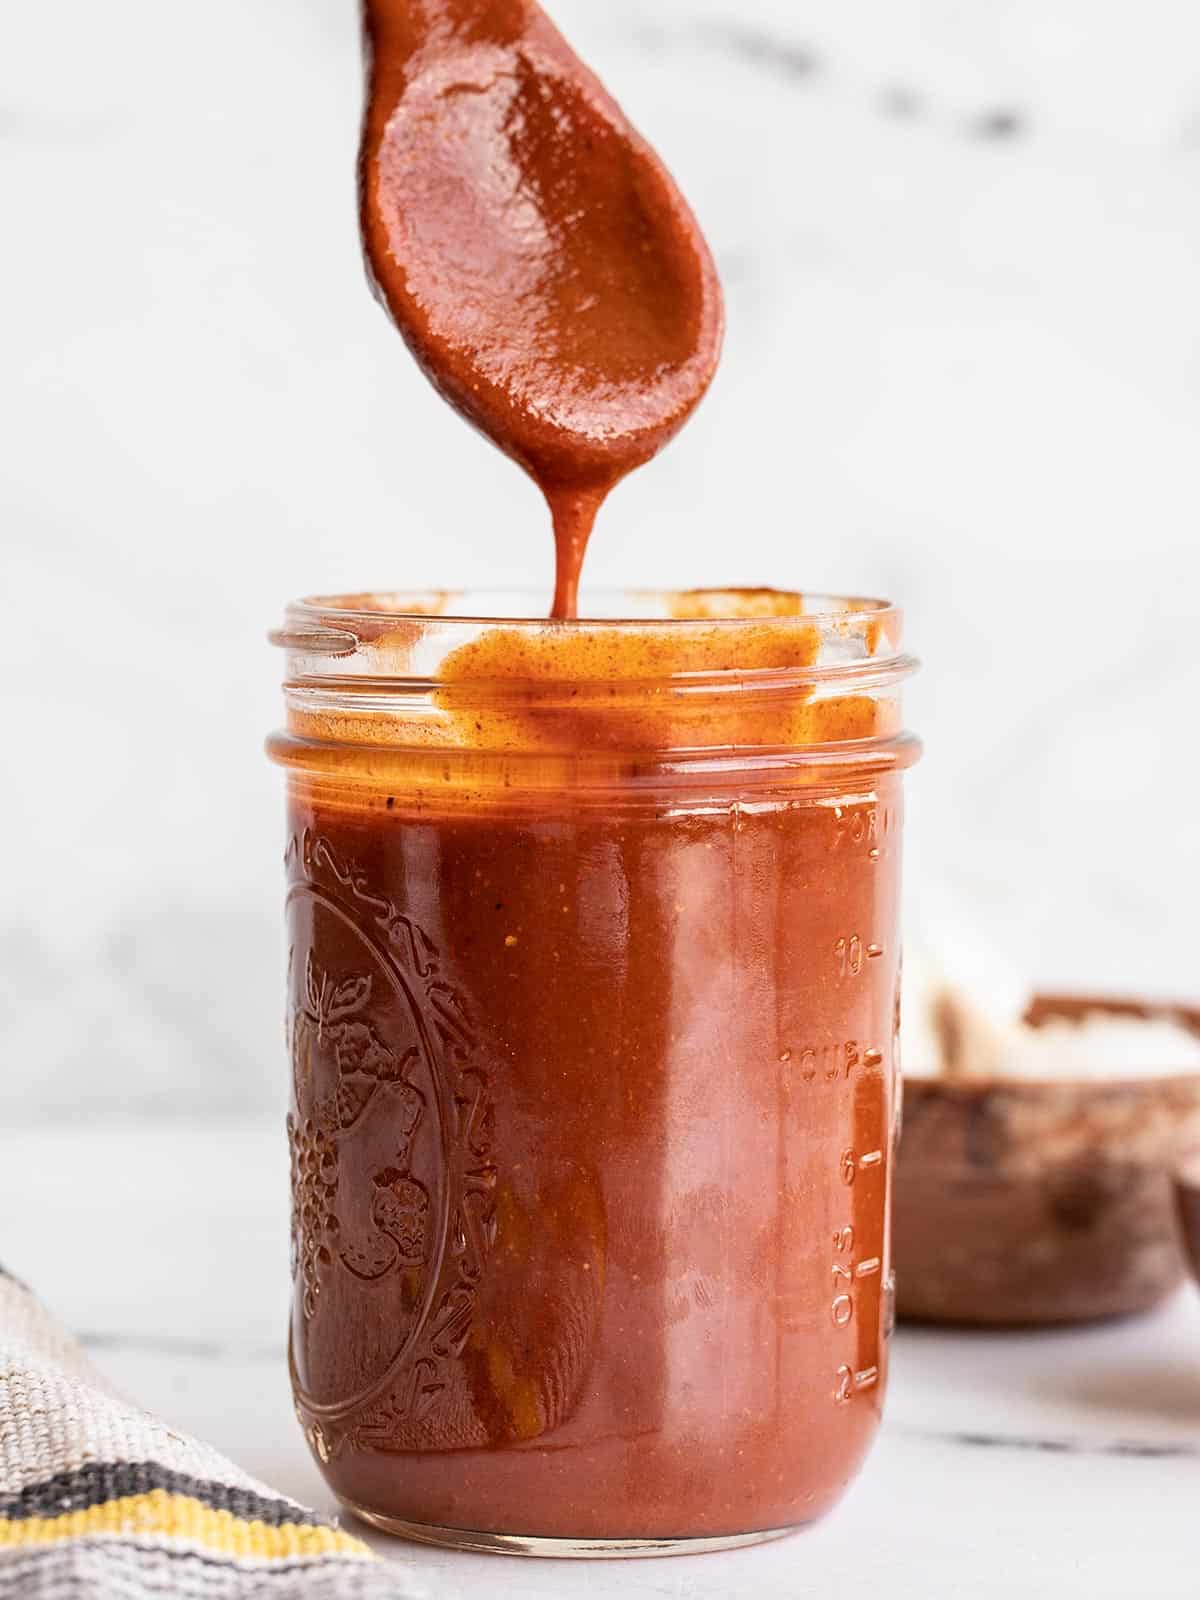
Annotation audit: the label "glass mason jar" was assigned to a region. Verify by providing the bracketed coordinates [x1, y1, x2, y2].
[268, 589, 919, 1558]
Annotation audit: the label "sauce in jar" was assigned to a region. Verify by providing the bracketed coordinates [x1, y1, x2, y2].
[270, 592, 918, 1554]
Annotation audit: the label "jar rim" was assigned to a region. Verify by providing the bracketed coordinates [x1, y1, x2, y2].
[278, 587, 896, 629]
[270, 588, 918, 776]
[271, 587, 909, 671]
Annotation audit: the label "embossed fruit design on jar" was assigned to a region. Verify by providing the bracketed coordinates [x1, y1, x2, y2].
[268, 590, 918, 1557]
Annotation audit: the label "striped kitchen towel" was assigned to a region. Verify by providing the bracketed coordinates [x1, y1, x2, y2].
[0, 1267, 423, 1597]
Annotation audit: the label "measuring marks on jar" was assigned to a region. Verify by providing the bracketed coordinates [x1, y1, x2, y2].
[797, 939, 886, 1078]
[832, 1148, 884, 1406]
[834, 934, 885, 979]
[780, 1038, 888, 1084]
[829, 801, 897, 865]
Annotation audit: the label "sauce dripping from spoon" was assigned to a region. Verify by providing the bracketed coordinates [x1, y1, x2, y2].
[360, 0, 724, 618]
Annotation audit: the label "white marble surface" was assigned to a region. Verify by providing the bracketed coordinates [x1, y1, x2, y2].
[2, 2, 1200, 1124]
[4, 1120, 1198, 1598]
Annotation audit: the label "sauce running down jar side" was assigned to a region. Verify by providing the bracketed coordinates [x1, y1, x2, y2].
[267, 590, 919, 1555]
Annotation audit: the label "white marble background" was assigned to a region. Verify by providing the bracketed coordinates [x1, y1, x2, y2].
[2, 1, 1198, 1121]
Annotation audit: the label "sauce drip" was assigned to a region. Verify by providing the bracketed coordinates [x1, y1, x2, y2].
[360, 0, 724, 617]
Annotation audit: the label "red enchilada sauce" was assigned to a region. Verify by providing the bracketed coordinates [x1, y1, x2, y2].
[359, 0, 723, 617]
[272, 0, 912, 1552]
[279, 616, 906, 1544]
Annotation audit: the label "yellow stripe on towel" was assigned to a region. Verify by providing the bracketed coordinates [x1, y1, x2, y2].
[0, 1490, 371, 1560]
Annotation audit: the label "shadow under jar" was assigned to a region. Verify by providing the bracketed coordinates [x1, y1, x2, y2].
[267, 589, 919, 1558]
